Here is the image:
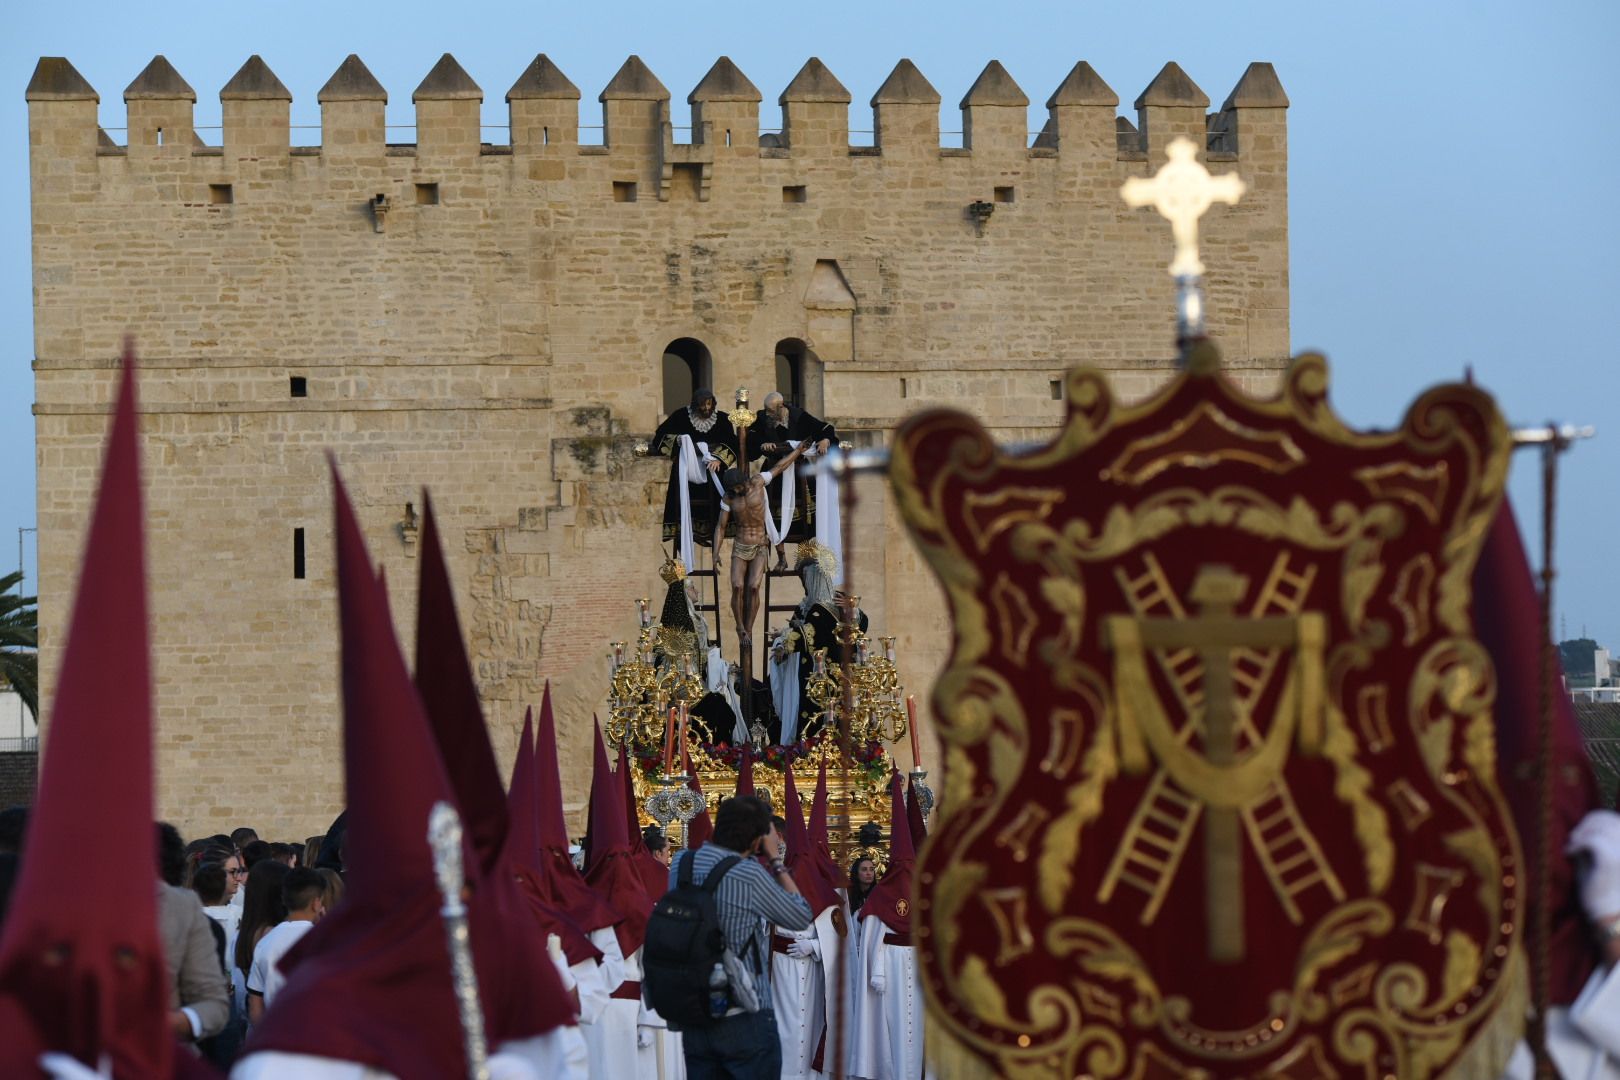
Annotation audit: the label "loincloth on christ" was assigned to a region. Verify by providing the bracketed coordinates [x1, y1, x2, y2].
[733, 541, 767, 562]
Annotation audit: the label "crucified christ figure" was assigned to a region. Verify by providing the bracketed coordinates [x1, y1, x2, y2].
[714, 440, 812, 647]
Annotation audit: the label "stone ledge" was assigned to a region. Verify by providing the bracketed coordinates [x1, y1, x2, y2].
[34, 398, 556, 416]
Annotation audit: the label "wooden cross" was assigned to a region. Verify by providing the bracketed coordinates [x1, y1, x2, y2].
[1121, 136, 1246, 278]
[1115, 564, 1298, 963]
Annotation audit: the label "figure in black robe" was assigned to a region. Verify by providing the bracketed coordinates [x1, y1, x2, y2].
[649, 388, 738, 548]
[772, 542, 867, 742]
[756, 393, 838, 565]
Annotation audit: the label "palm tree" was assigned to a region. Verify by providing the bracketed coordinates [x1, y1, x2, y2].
[0, 571, 37, 722]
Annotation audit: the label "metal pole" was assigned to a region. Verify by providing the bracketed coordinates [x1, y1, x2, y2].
[1531, 431, 1568, 1080]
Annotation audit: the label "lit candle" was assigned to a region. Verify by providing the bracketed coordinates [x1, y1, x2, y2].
[677, 701, 689, 758]
[907, 694, 922, 767]
[663, 707, 677, 773]
[637, 598, 650, 628]
[612, 642, 624, 670]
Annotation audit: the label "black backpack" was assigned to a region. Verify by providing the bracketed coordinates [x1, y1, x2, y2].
[642, 851, 742, 1029]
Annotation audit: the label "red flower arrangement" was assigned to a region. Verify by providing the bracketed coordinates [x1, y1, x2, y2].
[633, 735, 892, 785]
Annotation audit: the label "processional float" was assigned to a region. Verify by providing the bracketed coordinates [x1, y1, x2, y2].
[615, 394, 932, 868]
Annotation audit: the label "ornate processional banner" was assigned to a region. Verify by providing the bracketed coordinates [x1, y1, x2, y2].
[890, 346, 1525, 1079]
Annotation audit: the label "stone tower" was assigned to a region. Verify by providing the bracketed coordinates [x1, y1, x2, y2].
[26, 53, 1290, 838]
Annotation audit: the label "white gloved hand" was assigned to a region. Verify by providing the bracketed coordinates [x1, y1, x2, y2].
[485, 1050, 543, 1080]
[547, 933, 565, 964]
[787, 938, 819, 960]
[637, 1025, 656, 1049]
[870, 972, 887, 995]
[38, 1055, 112, 1080]
[1567, 809, 1620, 921]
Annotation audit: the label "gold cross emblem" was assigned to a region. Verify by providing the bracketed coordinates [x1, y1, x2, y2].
[1104, 564, 1325, 962]
[1121, 136, 1246, 278]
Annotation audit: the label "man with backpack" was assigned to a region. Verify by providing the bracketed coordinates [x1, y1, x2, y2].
[643, 794, 812, 1079]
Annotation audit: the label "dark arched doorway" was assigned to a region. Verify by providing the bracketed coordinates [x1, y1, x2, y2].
[773, 338, 823, 415]
[662, 338, 713, 415]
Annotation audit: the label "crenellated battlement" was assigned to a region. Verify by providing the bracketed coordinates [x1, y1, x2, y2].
[26, 52, 1287, 172]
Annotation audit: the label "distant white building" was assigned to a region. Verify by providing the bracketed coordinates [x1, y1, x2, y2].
[0, 685, 36, 751]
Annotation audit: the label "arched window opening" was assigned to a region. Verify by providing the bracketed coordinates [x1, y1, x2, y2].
[662, 337, 713, 415]
[774, 339, 806, 408]
[774, 338, 824, 414]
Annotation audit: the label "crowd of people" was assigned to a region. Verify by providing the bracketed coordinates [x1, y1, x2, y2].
[0, 361, 932, 1079]
[0, 760, 929, 1080]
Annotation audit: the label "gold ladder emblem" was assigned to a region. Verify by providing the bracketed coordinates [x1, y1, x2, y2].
[1097, 552, 1342, 955]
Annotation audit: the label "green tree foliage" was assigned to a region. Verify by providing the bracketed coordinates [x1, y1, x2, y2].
[0, 571, 37, 722]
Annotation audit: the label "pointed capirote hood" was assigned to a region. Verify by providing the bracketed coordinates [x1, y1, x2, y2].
[243, 466, 568, 1078]
[906, 773, 929, 845]
[736, 750, 755, 796]
[807, 757, 843, 886]
[505, 711, 600, 968]
[583, 721, 653, 956]
[415, 494, 507, 872]
[618, 741, 671, 900]
[783, 767, 841, 917]
[0, 350, 174, 1079]
[617, 740, 645, 850]
[243, 464, 469, 1077]
[533, 685, 620, 933]
[410, 500, 575, 1040]
[1474, 500, 1602, 1004]
[859, 772, 914, 934]
[684, 745, 714, 850]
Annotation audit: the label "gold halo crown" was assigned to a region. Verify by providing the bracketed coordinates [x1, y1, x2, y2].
[795, 539, 839, 579]
[659, 556, 687, 585]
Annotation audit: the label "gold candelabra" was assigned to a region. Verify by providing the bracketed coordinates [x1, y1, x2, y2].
[803, 625, 908, 747]
[607, 599, 705, 750]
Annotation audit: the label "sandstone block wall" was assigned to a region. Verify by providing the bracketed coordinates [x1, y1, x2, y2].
[27, 53, 1289, 840]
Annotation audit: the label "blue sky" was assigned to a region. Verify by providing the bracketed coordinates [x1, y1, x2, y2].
[6, 1, 1618, 644]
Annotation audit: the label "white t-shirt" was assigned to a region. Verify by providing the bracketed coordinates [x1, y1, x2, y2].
[203, 903, 241, 979]
[246, 920, 314, 1009]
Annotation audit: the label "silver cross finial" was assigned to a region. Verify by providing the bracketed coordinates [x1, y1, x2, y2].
[1121, 136, 1246, 345]
[1121, 136, 1246, 278]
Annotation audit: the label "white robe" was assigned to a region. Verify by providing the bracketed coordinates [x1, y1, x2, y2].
[230, 1032, 584, 1080]
[848, 914, 923, 1080]
[635, 1000, 686, 1080]
[773, 923, 825, 1080]
[1504, 960, 1620, 1079]
[584, 941, 643, 1080]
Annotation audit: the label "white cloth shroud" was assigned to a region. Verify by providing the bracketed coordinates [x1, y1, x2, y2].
[817, 448, 844, 586]
[771, 627, 802, 745]
[706, 645, 749, 744]
[675, 436, 726, 575]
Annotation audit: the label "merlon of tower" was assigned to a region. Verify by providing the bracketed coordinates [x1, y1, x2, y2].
[1046, 61, 1117, 108]
[778, 57, 850, 104]
[689, 56, 761, 103]
[870, 59, 939, 106]
[1134, 61, 1209, 108]
[414, 53, 482, 102]
[960, 60, 1027, 108]
[599, 55, 669, 101]
[317, 54, 387, 103]
[27, 57, 98, 101]
[125, 55, 195, 101]
[221, 55, 291, 101]
[1222, 62, 1289, 109]
[507, 54, 580, 101]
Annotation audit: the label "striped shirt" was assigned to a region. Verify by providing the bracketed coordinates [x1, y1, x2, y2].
[670, 842, 812, 1011]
